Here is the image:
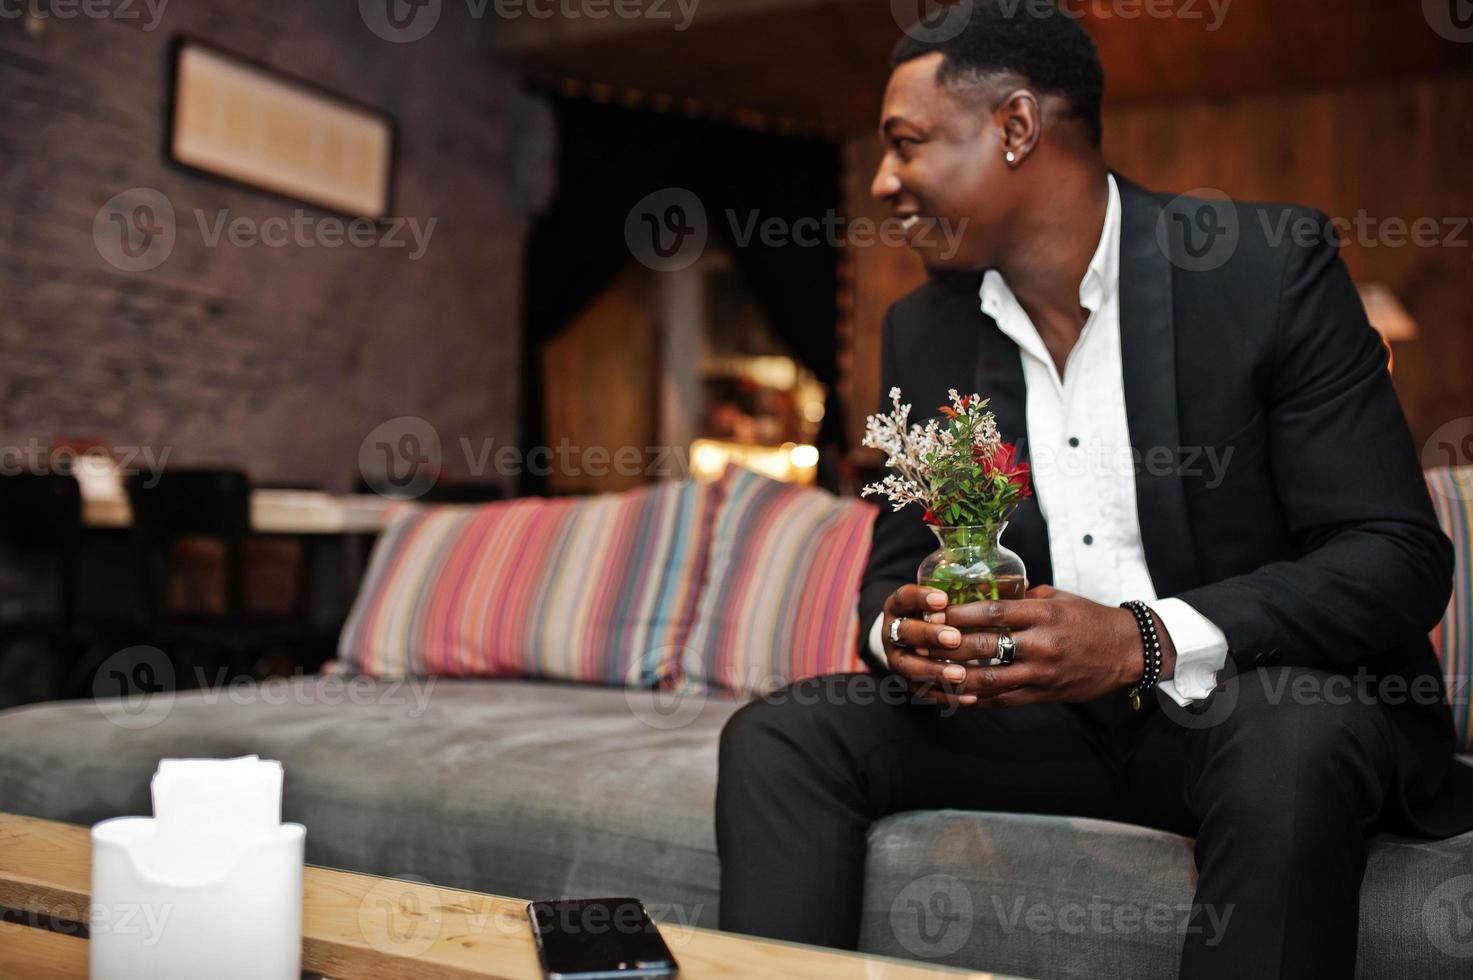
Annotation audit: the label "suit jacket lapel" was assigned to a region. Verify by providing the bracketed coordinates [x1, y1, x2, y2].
[1115, 175, 1201, 597]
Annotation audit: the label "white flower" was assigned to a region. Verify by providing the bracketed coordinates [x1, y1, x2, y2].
[862, 386, 1011, 519]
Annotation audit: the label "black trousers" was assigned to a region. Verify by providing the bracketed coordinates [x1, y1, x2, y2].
[715, 667, 1398, 980]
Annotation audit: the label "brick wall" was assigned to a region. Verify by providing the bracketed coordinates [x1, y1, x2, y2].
[0, 0, 543, 490]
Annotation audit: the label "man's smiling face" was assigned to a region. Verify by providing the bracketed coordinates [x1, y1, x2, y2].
[871, 52, 1014, 272]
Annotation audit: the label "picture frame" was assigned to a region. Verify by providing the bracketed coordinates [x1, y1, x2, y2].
[165, 38, 396, 219]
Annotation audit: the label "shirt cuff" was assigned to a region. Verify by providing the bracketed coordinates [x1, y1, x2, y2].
[1146, 597, 1229, 707]
[864, 612, 888, 671]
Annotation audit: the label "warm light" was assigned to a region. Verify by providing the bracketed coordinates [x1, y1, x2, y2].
[1356, 284, 1418, 375]
[689, 438, 819, 484]
[789, 444, 820, 469]
[692, 441, 728, 478]
[68, 449, 123, 499]
[704, 355, 800, 390]
[1357, 283, 1418, 342]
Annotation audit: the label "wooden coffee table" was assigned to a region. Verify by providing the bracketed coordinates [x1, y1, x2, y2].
[0, 813, 998, 979]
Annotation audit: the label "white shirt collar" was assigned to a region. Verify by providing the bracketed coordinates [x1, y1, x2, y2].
[979, 173, 1121, 326]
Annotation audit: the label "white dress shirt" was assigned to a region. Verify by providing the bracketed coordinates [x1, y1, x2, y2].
[868, 174, 1228, 706]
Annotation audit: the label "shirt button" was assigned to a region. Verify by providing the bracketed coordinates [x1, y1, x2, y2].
[1083, 534, 1094, 545]
[1068, 437, 1080, 448]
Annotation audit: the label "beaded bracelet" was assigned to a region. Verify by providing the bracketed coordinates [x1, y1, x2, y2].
[1120, 600, 1162, 712]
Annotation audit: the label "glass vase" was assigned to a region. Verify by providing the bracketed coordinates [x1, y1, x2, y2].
[917, 524, 1028, 630]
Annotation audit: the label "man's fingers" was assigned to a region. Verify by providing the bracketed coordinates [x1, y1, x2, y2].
[893, 616, 963, 654]
[888, 649, 1039, 698]
[944, 598, 1049, 631]
[885, 585, 949, 617]
[955, 626, 1048, 663]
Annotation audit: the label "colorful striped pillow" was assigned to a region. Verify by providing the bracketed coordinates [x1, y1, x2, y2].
[1426, 466, 1472, 752]
[337, 480, 717, 685]
[669, 466, 878, 697]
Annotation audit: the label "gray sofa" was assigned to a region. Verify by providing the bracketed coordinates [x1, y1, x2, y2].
[1, 675, 1469, 979]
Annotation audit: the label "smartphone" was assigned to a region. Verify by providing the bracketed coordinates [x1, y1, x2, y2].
[526, 897, 679, 980]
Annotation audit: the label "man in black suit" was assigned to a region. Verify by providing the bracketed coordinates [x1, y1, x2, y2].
[715, 5, 1473, 979]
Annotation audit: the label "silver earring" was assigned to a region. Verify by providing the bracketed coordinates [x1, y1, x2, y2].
[1005, 150, 1017, 164]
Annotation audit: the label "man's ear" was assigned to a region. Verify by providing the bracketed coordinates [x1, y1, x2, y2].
[995, 88, 1043, 165]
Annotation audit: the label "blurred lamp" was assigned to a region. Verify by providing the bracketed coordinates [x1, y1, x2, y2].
[1356, 283, 1418, 373]
[690, 439, 818, 485]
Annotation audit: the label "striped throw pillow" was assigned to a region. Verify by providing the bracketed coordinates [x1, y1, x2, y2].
[1427, 466, 1473, 752]
[337, 480, 717, 685]
[670, 466, 877, 697]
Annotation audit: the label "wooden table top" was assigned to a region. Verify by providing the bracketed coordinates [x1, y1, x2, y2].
[0, 813, 997, 980]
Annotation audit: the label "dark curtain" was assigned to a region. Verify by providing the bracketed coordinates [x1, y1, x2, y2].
[521, 95, 843, 492]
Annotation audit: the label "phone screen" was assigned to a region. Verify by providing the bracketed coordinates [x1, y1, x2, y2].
[527, 898, 678, 979]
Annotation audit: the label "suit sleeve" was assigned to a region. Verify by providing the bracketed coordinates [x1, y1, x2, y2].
[858, 308, 937, 664]
[1175, 214, 1454, 673]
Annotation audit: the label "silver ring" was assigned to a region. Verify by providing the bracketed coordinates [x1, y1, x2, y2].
[996, 630, 1017, 664]
[889, 616, 906, 647]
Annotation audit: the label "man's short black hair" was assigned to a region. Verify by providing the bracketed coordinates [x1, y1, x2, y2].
[892, 0, 1104, 146]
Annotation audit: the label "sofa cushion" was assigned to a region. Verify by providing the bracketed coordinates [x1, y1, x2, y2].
[672, 466, 877, 696]
[337, 480, 716, 685]
[1426, 465, 1471, 751]
[860, 804, 1473, 980]
[0, 678, 741, 931]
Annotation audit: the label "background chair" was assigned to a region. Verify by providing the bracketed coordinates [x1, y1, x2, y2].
[127, 468, 250, 638]
[126, 467, 326, 681]
[0, 473, 85, 702]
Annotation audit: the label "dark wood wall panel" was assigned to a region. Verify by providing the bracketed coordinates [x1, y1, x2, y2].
[1103, 73, 1473, 452]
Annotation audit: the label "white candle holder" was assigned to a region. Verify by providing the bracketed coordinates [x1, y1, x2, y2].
[90, 814, 305, 980]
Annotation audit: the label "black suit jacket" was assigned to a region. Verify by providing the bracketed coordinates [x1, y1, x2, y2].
[860, 175, 1473, 838]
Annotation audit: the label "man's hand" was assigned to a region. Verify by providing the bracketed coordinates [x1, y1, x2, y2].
[884, 584, 1177, 708]
[881, 584, 969, 702]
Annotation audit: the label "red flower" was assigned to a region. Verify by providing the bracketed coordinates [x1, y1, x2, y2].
[922, 508, 941, 526]
[1009, 462, 1032, 500]
[980, 442, 1019, 475]
[979, 442, 1032, 500]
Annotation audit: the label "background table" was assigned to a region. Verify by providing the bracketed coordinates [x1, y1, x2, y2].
[80, 487, 401, 535]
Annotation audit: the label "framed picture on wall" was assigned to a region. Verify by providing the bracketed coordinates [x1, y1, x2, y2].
[166, 39, 395, 218]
